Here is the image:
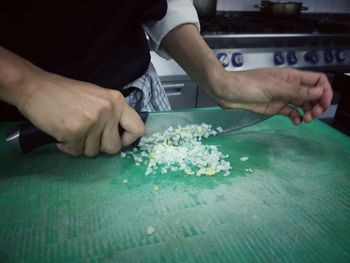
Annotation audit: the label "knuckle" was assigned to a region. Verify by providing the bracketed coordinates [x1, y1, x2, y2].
[59, 118, 93, 141]
[113, 90, 123, 99]
[65, 123, 85, 139]
[110, 91, 125, 110]
[136, 124, 146, 137]
[99, 91, 123, 115]
[84, 110, 99, 123]
[110, 90, 124, 104]
[100, 99, 114, 113]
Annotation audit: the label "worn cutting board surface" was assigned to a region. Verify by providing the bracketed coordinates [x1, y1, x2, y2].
[0, 113, 349, 263]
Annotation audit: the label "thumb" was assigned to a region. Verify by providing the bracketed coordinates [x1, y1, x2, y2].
[119, 105, 145, 146]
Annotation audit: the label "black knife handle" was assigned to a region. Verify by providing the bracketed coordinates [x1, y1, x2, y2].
[5, 111, 148, 153]
[12, 123, 57, 153]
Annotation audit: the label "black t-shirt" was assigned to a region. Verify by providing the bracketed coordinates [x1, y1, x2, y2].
[0, 1, 167, 120]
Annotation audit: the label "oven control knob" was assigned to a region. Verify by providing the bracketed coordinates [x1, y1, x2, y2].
[323, 50, 334, 64]
[287, 50, 298, 65]
[304, 50, 319, 64]
[335, 49, 347, 63]
[216, 52, 230, 68]
[231, 52, 244, 67]
[273, 51, 285, 66]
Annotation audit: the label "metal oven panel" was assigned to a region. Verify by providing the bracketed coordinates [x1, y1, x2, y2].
[212, 47, 350, 72]
[205, 34, 350, 73]
[162, 80, 197, 110]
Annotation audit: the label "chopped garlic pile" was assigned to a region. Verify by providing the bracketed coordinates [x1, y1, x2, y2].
[121, 124, 232, 177]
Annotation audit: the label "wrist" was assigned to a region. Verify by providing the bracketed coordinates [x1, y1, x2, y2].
[199, 60, 227, 93]
[203, 67, 236, 99]
[0, 49, 45, 110]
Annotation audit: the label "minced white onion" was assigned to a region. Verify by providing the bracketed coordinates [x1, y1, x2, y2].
[121, 123, 232, 177]
[146, 225, 156, 235]
[245, 168, 253, 173]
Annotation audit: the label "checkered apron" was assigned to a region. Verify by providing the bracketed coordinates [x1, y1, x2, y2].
[122, 63, 171, 112]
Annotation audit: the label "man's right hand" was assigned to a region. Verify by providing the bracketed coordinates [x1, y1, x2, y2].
[0, 47, 144, 157]
[15, 70, 145, 157]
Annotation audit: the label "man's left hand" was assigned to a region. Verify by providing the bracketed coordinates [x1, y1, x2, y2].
[206, 68, 333, 125]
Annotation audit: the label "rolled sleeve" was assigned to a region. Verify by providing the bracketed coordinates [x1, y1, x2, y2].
[143, 0, 200, 59]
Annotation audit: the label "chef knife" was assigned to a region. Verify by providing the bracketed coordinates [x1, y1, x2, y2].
[5, 108, 270, 153]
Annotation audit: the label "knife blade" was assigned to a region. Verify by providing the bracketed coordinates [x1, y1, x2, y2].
[5, 108, 269, 153]
[142, 108, 270, 137]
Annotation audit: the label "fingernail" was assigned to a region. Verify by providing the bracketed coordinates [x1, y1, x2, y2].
[294, 117, 301, 125]
[312, 87, 323, 96]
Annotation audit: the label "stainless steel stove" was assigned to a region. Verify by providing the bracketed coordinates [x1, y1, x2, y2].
[201, 13, 350, 72]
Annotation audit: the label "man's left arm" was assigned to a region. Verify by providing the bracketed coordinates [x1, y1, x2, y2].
[144, 0, 332, 124]
[161, 23, 333, 125]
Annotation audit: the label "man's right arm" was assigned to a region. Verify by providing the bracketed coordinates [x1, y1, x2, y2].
[0, 47, 145, 156]
[0, 46, 37, 107]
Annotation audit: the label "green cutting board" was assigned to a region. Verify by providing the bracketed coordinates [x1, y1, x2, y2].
[0, 113, 349, 263]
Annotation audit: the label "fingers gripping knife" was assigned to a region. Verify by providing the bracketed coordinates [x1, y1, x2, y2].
[5, 112, 149, 153]
[4, 87, 148, 153]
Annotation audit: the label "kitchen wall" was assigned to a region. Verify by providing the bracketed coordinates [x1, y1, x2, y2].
[217, 0, 350, 13]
